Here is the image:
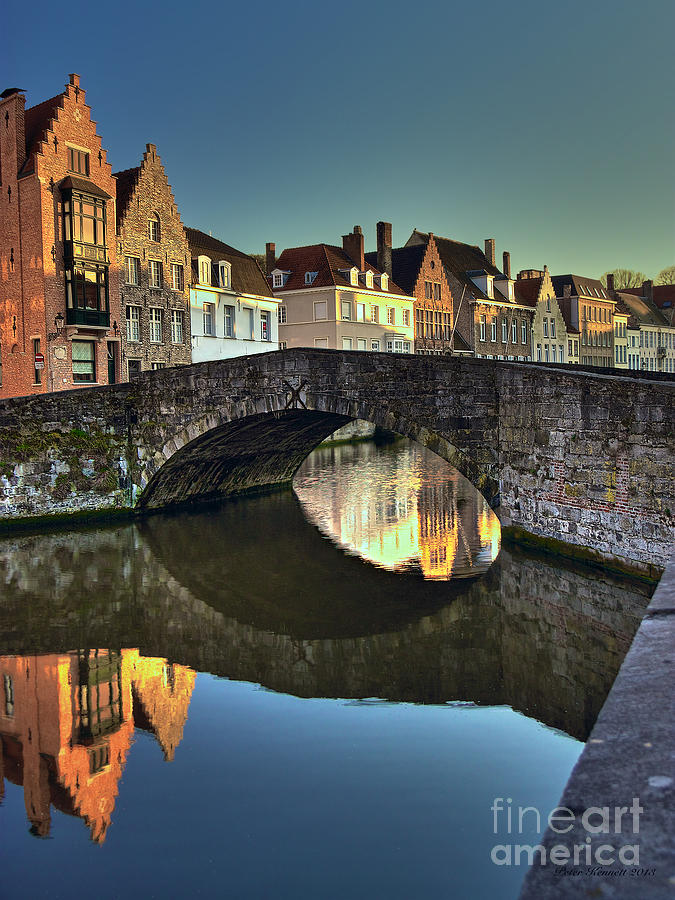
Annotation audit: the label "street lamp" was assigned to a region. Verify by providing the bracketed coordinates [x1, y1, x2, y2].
[47, 313, 65, 341]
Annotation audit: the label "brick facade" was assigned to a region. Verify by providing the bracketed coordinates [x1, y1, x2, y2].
[115, 145, 191, 378]
[411, 235, 455, 354]
[0, 75, 121, 398]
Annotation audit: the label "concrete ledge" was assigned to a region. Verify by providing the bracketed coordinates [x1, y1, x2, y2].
[519, 551, 675, 899]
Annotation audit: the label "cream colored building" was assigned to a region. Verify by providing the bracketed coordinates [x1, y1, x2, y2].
[515, 266, 572, 364]
[269, 227, 415, 353]
[612, 305, 629, 369]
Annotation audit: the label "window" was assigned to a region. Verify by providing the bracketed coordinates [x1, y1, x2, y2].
[550, 319, 556, 338]
[219, 262, 231, 289]
[3, 674, 14, 717]
[149, 260, 163, 289]
[305, 271, 317, 285]
[244, 307, 254, 339]
[171, 309, 183, 343]
[67, 147, 89, 175]
[546, 297, 551, 312]
[521, 320, 527, 344]
[380, 274, 388, 290]
[278, 305, 287, 324]
[314, 301, 327, 320]
[387, 307, 395, 325]
[433, 283, 441, 302]
[480, 315, 486, 341]
[72, 341, 96, 382]
[171, 264, 184, 292]
[511, 319, 517, 343]
[341, 300, 352, 320]
[224, 305, 234, 337]
[424, 281, 432, 300]
[149, 308, 162, 342]
[545, 345, 550, 362]
[552, 345, 557, 362]
[402, 309, 410, 327]
[365, 271, 373, 288]
[261, 311, 271, 341]
[342, 337, 353, 350]
[126, 256, 140, 285]
[490, 317, 497, 342]
[150, 362, 166, 370]
[314, 338, 328, 348]
[128, 359, 142, 379]
[203, 303, 215, 335]
[199, 258, 211, 286]
[371, 340, 380, 351]
[33, 338, 42, 385]
[149, 215, 161, 242]
[279, 341, 287, 350]
[357, 338, 367, 351]
[568, 339, 573, 357]
[273, 273, 284, 288]
[543, 319, 548, 337]
[350, 268, 359, 286]
[64, 194, 106, 247]
[537, 344, 541, 361]
[356, 302, 365, 322]
[370, 305, 379, 323]
[126, 306, 140, 341]
[502, 319, 508, 342]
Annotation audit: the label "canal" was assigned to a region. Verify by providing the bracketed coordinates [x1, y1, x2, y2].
[0, 436, 652, 899]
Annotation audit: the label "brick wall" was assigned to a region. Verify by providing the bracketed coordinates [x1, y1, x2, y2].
[117, 144, 191, 378]
[412, 234, 455, 353]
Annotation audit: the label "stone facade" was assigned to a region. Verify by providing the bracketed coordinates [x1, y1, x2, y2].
[516, 267, 572, 363]
[0, 350, 672, 573]
[115, 144, 192, 378]
[0, 75, 121, 398]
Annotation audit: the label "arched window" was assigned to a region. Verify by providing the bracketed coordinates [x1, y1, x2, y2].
[149, 214, 161, 242]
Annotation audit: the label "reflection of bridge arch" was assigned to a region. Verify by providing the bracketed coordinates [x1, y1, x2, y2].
[138, 404, 497, 511]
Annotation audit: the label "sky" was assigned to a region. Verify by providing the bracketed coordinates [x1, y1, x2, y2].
[4, 0, 674, 279]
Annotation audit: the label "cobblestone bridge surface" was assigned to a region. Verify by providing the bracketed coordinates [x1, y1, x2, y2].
[0, 349, 672, 573]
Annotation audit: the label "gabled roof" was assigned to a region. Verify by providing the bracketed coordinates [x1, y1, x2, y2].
[21, 92, 64, 175]
[112, 166, 140, 229]
[186, 227, 274, 298]
[550, 274, 611, 301]
[513, 276, 542, 308]
[615, 291, 669, 327]
[364, 244, 426, 295]
[621, 284, 675, 311]
[272, 244, 408, 295]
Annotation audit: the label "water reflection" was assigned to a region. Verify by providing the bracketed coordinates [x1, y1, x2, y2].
[294, 441, 501, 578]
[0, 650, 194, 843]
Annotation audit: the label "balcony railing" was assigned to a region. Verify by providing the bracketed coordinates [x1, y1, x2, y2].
[67, 308, 110, 328]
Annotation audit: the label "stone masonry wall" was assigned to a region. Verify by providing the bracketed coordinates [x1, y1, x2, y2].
[0, 350, 671, 572]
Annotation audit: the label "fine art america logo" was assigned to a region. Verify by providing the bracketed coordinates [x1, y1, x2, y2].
[490, 797, 650, 871]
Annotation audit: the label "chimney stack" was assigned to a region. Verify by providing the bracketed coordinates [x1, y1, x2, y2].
[485, 239, 495, 267]
[643, 279, 654, 303]
[502, 251, 511, 279]
[265, 242, 276, 275]
[563, 284, 571, 298]
[343, 225, 364, 271]
[376, 221, 392, 277]
[0, 89, 26, 174]
[606, 273, 615, 294]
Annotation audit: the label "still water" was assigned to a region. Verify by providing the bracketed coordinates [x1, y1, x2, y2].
[0, 438, 651, 899]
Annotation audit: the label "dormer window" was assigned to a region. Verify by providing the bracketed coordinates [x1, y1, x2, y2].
[305, 271, 318, 285]
[198, 255, 211, 286]
[350, 267, 359, 286]
[486, 275, 494, 299]
[507, 281, 514, 300]
[365, 270, 373, 289]
[218, 260, 231, 289]
[149, 214, 161, 242]
[379, 273, 389, 291]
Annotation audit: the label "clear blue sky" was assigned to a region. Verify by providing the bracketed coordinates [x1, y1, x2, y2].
[4, 0, 673, 278]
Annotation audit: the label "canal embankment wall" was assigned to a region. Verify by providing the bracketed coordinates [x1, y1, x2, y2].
[519, 551, 675, 899]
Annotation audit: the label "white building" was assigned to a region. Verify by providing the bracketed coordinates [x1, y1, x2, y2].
[186, 228, 280, 362]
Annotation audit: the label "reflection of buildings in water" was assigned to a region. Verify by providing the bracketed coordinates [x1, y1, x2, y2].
[297, 442, 500, 579]
[0, 650, 195, 842]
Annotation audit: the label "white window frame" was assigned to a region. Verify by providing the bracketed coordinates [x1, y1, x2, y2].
[278, 305, 287, 324]
[126, 306, 140, 342]
[149, 307, 162, 343]
[171, 263, 184, 292]
[170, 309, 183, 344]
[218, 261, 231, 289]
[125, 256, 140, 286]
[149, 260, 163, 289]
[203, 302, 215, 336]
[314, 301, 327, 321]
[224, 305, 235, 338]
[341, 299, 352, 320]
[387, 307, 395, 325]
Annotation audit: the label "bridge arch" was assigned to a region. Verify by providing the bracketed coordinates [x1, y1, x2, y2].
[137, 398, 499, 511]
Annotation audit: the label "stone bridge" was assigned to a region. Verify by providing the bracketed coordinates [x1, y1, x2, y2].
[0, 349, 672, 574]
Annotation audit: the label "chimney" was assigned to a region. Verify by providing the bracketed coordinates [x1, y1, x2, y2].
[376, 221, 392, 277]
[502, 251, 511, 279]
[342, 225, 364, 271]
[484, 239, 495, 267]
[0, 89, 27, 174]
[68, 73, 80, 88]
[265, 242, 276, 275]
[563, 284, 571, 298]
[606, 273, 615, 294]
[643, 279, 654, 303]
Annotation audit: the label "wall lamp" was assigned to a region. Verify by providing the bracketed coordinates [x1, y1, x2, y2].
[47, 313, 65, 341]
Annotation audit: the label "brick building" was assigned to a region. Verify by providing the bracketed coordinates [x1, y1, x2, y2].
[364, 223, 470, 355]
[405, 231, 534, 359]
[114, 145, 192, 378]
[0, 75, 121, 398]
[551, 274, 615, 368]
